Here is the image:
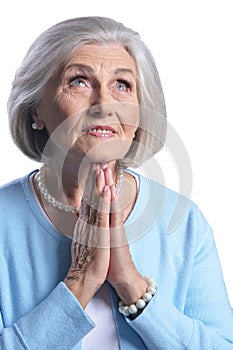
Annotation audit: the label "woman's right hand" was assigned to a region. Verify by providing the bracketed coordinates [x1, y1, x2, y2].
[64, 164, 111, 308]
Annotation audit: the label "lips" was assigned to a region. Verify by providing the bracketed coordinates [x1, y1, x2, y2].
[83, 125, 117, 138]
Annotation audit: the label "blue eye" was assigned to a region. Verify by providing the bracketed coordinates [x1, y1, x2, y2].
[73, 78, 85, 87]
[68, 75, 87, 88]
[116, 80, 131, 92]
[117, 82, 126, 90]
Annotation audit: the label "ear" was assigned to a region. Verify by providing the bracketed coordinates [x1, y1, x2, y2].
[32, 111, 45, 131]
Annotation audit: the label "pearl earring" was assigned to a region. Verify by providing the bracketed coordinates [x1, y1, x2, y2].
[32, 123, 38, 130]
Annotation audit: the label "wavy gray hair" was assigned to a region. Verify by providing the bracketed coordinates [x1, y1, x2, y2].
[8, 16, 167, 168]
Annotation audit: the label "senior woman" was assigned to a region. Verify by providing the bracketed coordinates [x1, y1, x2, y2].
[0, 16, 233, 350]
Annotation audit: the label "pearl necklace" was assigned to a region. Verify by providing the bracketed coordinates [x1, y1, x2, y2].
[36, 164, 124, 214]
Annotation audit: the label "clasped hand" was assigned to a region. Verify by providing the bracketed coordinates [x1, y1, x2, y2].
[64, 164, 147, 309]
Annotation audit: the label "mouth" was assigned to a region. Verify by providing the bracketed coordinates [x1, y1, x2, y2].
[83, 125, 117, 138]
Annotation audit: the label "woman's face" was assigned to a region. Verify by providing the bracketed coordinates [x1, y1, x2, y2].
[35, 44, 139, 163]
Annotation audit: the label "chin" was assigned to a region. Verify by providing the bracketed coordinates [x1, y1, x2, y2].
[84, 141, 132, 164]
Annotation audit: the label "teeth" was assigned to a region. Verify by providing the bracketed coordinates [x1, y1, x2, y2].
[89, 128, 112, 133]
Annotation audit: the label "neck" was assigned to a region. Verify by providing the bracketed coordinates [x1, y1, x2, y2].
[33, 161, 137, 237]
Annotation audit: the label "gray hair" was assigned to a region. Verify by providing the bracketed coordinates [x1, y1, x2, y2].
[8, 16, 167, 168]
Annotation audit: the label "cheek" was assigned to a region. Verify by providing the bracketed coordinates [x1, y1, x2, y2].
[45, 113, 86, 156]
[54, 91, 84, 117]
[42, 90, 90, 123]
[124, 124, 138, 139]
[38, 98, 86, 148]
[119, 105, 139, 138]
[61, 87, 91, 110]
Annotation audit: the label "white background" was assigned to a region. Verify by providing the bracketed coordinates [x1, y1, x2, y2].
[0, 1, 232, 304]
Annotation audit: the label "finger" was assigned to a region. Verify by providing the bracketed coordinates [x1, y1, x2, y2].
[109, 185, 127, 248]
[94, 186, 111, 248]
[81, 163, 99, 212]
[82, 163, 96, 206]
[78, 186, 111, 248]
[96, 167, 105, 196]
[110, 185, 123, 222]
[103, 167, 115, 187]
[80, 196, 97, 224]
[89, 165, 107, 211]
[97, 186, 111, 227]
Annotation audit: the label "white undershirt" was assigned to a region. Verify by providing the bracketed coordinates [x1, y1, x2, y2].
[82, 282, 120, 349]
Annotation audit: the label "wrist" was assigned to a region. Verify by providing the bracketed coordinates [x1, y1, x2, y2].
[118, 276, 157, 318]
[64, 275, 101, 309]
[113, 274, 148, 305]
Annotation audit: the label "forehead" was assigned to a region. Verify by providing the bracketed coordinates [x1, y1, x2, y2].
[63, 43, 137, 74]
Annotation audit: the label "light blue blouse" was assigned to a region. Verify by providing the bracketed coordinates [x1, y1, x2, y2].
[0, 170, 233, 349]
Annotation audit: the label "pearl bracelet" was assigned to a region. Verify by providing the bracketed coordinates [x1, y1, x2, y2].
[118, 276, 157, 316]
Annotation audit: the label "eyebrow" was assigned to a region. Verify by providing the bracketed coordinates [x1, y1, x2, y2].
[113, 68, 135, 76]
[65, 64, 94, 73]
[65, 64, 135, 76]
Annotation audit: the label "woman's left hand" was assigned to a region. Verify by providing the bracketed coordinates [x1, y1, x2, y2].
[100, 165, 148, 305]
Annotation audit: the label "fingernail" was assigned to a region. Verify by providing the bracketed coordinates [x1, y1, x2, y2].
[101, 163, 108, 170]
[102, 185, 109, 193]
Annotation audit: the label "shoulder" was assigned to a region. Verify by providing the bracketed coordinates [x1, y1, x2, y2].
[0, 170, 37, 211]
[128, 168, 213, 244]
[0, 177, 24, 206]
[0, 170, 40, 246]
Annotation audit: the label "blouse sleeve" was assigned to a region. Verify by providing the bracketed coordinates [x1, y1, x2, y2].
[126, 205, 233, 349]
[0, 282, 95, 349]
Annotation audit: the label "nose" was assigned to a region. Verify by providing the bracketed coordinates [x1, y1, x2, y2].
[87, 86, 114, 118]
[88, 104, 114, 118]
